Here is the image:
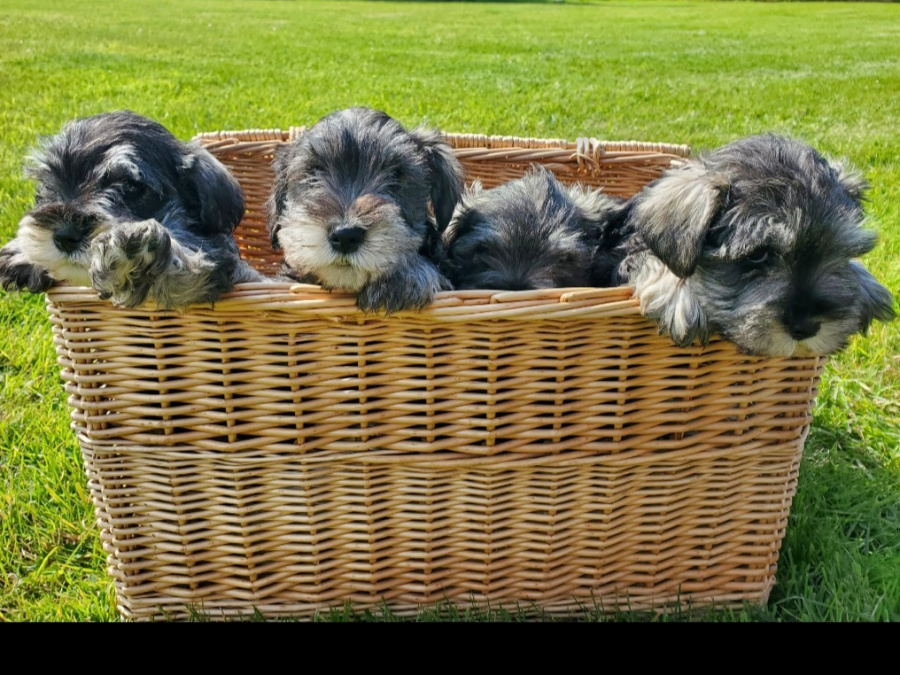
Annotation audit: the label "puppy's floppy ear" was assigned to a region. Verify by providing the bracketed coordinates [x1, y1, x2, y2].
[829, 158, 869, 203]
[441, 181, 483, 249]
[266, 144, 294, 251]
[631, 162, 730, 278]
[849, 261, 896, 333]
[180, 144, 245, 235]
[409, 127, 465, 232]
[437, 181, 482, 280]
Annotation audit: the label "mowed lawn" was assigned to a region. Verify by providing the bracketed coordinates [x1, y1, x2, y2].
[0, 0, 898, 621]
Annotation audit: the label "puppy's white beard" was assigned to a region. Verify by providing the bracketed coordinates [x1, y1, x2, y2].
[278, 208, 421, 292]
[317, 263, 373, 293]
[278, 218, 367, 290]
[16, 215, 99, 286]
[794, 318, 859, 357]
[759, 328, 799, 358]
[727, 314, 855, 358]
[758, 331, 825, 358]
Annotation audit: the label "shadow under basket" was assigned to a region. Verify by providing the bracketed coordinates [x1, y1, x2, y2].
[46, 129, 824, 621]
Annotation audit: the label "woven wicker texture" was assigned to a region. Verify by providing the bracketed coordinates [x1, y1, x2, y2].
[46, 130, 822, 621]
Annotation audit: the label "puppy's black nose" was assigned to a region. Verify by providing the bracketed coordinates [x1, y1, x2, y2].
[53, 226, 84, 254]
[788, 318, 821, 341]
[329, 226, 366, 254]
[501, 278, 536, 292]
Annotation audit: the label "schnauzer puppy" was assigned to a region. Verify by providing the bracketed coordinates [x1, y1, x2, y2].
[442, 167, 627, 291]
[611, 134, 895, 356]
[0, 110, 261, 309]
[267, 107, 464, 313]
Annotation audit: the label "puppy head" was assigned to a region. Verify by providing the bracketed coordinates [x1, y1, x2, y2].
[16, 110, 244, 284]
[267, 107, 464, 291]
[629, 134, 895, 356]
[442, 168, 615, 291]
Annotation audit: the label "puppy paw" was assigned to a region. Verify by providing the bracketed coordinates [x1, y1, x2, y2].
[0, 241, 55, 293]
[357, 259, 445, 314]
[648, 296, 710, 348]
[90, 220, 173, 307]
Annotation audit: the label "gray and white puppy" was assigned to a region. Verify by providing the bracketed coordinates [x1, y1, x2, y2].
[267, 107, 464, 313]
[442, 167, 627, 290]
[0, 110, 261, 309]
[609, 134, 895, 356]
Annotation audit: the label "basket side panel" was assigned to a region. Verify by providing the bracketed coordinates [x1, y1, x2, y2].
[71, 442, 806, 620]
[44, 298, 823, 458]
[47, 294, 822, 619]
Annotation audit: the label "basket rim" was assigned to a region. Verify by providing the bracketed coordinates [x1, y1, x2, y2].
[192, 127, 692, 162]
[53, 129, 692, 317]
[46, 282, 645, 322]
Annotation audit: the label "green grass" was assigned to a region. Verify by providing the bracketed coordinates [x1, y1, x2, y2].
[1, 0, 898, 622]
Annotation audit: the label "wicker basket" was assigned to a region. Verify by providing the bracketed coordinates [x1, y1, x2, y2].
[46, 129, 824, 621]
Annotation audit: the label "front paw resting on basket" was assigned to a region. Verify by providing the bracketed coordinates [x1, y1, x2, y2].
[356, 255, 449, 315]
[89, 220, 173, 308]
[0, 239, 55, 293]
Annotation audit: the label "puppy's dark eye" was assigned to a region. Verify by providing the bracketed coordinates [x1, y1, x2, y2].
[120, 179, 164, 219]
[303, 162, 324, 177]
[558, 252, 577, 266]
[123, 179, 145, 198]
[746, 249, 769, 266]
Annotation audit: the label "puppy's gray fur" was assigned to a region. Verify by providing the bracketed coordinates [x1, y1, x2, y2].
[267, 107, 464, 313]
[609, 134, 895, 356]
[442, 167, 627, 290]
[0, 110, 262, 308]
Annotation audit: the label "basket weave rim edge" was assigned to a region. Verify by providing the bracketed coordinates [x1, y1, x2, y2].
[45, 282, 645, 317]
[192, 128, 692, 158]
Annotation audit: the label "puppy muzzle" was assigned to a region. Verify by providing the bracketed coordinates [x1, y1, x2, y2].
[785, 317, 821, 341]
[329, 225, 367, 255]
[24, 203, 106, 255]
[52, 225, 84, 254]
